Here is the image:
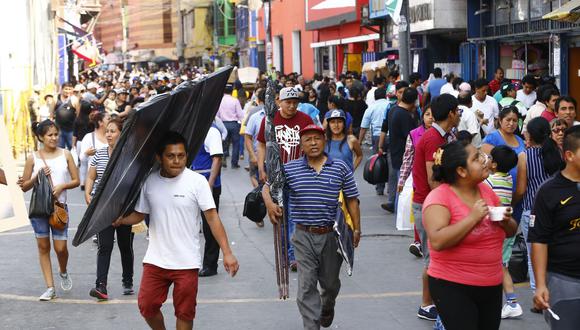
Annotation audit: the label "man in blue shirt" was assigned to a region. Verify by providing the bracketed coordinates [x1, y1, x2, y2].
[263, 124, 361, 329]
[359, 87, 389, 194]
[190, 125, 224, 277]
[424, 67, 446, 105]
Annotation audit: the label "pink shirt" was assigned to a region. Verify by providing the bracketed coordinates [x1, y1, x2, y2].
[540, 110, 557, 123]
[423, 183, 505, 286]
[216, 94, 244, 122]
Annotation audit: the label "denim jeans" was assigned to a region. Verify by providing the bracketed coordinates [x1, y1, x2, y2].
[58, 130, 74, 150]
[386, 153, 400, 208]
[223, 121, 241, 166]
[520, 210, 535, 290]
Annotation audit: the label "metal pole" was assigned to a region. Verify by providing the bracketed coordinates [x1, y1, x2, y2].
[398, 0, 410, 79]
[121, 0, 129, 70]
[176, 0, 185, 69]
[265, 0, 273, 75]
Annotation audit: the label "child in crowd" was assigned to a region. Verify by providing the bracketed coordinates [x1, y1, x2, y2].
[484, 145, 522, 319]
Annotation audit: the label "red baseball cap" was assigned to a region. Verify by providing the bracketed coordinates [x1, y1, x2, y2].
[299, 124, 325, 137]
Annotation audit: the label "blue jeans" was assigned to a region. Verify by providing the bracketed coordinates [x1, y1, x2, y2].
[521, 210, 535, 290]
[30, 205, 69, 240]
[371, 135, 384, 193]
[58, 130, 74, 150]
[387, 154, 400, 208]
[223, 121, 241, 166]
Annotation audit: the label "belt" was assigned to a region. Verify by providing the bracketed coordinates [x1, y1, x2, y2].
[296, 223, 333, 235]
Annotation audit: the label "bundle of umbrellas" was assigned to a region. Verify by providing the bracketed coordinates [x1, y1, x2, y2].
[73, 67, 233, 246]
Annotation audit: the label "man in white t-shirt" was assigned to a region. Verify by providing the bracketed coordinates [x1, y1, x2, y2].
[457, 91, 482, 146]
[516, 74, 538, 109]
[471, 78, 499, 135]
[114, 131, 238, 330]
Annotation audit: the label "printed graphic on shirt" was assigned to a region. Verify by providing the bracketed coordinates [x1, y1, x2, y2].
[275, 124, 301, 162]
[569, 217, 580, 231]
[561, 196, 573, 205]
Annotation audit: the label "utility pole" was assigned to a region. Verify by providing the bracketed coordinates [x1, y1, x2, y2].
[398, 0, 410, 80]
[176, 0, 185, 69]
[120, 0, 129, 70]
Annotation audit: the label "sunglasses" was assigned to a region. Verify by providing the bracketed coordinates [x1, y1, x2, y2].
[552, 128, 566, 134]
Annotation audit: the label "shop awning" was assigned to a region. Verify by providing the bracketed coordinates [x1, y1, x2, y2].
[543, 0, 580, 24]
[310, 33, 379, 48]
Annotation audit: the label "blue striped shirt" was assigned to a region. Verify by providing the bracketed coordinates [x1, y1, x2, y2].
[523, 147, 553, 211]
[284, 155, 359, 226]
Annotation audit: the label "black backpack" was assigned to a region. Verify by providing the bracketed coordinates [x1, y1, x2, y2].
[363, 153, 389, 185]
[508, 233, 529, 283]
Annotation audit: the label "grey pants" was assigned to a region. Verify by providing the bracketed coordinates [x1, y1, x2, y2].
[292, 228, 343, 330]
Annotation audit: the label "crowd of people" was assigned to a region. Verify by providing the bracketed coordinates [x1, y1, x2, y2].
[16, 63, 580, 330]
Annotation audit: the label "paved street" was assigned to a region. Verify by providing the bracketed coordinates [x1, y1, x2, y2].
[0, 147, 547, 329]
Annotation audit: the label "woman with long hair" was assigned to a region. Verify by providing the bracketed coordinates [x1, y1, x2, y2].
[397, 105, 434, 257]
[423, 141, 517, 329]
[17, 120, 80, 300]
[79, 112, 110, 190]
[514, 117, 564, 294]
[85, 118, 134, 300]
[324, 109, 362, 170]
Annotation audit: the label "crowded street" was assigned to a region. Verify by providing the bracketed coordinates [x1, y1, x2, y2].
[0, 154, 546, 329]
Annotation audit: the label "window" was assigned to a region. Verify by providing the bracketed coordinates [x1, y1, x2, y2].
[163, 0, 172, 43]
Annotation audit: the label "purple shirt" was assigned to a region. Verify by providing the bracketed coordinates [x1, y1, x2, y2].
[216, 94, 244, 122]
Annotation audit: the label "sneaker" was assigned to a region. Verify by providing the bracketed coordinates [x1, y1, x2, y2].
[409, 242, 423, 258]
[417, 305, 438, 321]
[122, 283, 134, 295]
[501, 303, 523, 319]
[381, 203, 394, 213]
[92, 235, 98, 244]
[59, 272, 72, 291]
[320, 307, 335, 328]
[89, 284, 108, 300]
[290, 261, 298, 272]
[39, 287, 56, 301]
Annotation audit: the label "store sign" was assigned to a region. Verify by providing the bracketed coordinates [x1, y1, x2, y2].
[409, 0, 466, 32]
[305, 0, 357, 30]
[370, 0, 403, 20]
[409, 3, 432, 23]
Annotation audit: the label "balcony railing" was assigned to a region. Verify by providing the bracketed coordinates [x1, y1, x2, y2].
[483, 18, 580, 38]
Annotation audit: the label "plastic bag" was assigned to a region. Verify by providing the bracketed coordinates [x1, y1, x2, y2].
[29, 171, 54, 218]
[508, 233, 528, 283]
[396, 176, 415, 231]
[243, 185, 266, 223]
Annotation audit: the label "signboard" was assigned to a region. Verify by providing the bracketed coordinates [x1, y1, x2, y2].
[306, 0, 357, 30]
[347, 53, 362, 72]
[370, 0, 403, 20]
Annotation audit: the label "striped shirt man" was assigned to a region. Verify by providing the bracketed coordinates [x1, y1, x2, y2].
[485, 172, 513, 207]
[89, 146, 110, 195]
[284, 155, 359, 226]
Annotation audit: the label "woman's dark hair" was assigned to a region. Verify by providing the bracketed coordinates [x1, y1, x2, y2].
[89, 111, 107, 128]
[325, 117, 348, 152]
[526, 117, 563, 175]
[31, 120, 58, 141]
[490, 145, 518, 173]
[432, 140, 470, 184]
[156, 131, 188, 157]
[107, 117, 123, 132]
[498, 105, 520, 121]
[421, 104, 432, 127]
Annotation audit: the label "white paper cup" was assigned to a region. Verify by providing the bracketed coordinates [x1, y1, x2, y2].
[489, 206, 509, 221]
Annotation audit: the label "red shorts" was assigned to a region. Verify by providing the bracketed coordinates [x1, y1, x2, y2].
[138, 263, 199, 321]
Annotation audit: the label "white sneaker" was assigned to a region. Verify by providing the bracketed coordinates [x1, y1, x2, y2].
[39, 287, 56, 301]
[60, 272, 72, 291]
[501, 303, 523, 319]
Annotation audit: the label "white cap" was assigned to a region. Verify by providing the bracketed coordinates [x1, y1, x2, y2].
[279, 87, 300, 101]
[74, 84, 86, 92]
[87, 82, 99, 90]
[459, 82, 472, 92]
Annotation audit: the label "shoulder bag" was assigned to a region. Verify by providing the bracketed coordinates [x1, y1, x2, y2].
[39, 151, 69, 230]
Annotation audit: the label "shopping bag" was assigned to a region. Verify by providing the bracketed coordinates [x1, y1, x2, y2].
[28, 171, 54, 218]
[396, 176, 414, 231]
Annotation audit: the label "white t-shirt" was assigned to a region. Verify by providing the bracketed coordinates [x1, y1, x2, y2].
[204, 126, 223, 155]
[440, 83, 455, 95]
[457, 105, 482, 147]
[135, 169, 216, 270]
[80, 132, 108, 164]
[516, 89, 537, 109]
[366, 86, 377, 105]
[471, 95, 499, 135]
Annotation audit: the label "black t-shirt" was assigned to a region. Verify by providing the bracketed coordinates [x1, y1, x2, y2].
[55, 101, 77, 132]
[73, 100, 96, 140]
[528, 172, 580, 279]
[386, 105, 417, 169]
[343, 99, 367, 129]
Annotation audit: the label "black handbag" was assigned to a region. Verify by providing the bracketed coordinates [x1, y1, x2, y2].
[508, 233, 529, 283]
[243, 185, 266, 223]
[29, 170, 54, 218]
[363, 153, 389, 185]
